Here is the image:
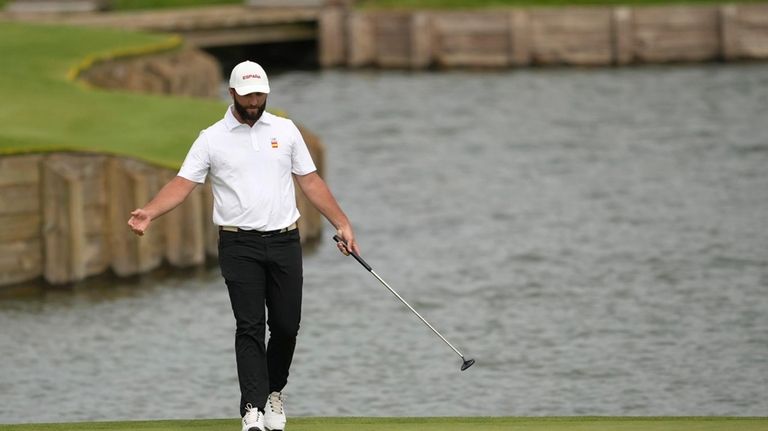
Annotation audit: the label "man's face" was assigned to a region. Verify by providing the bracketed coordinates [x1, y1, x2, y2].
[231, 89, 268, 123]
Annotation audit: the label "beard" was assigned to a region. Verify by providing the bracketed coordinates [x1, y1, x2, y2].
[233, 96, 266, 123]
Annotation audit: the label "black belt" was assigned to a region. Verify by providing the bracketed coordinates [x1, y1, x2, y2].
[219, 223, 297, 236]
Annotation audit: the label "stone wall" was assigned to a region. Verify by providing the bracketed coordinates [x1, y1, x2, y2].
[320, 3, 768, 68]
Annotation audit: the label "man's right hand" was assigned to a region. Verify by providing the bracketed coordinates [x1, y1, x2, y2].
[128, 208, 152, 236]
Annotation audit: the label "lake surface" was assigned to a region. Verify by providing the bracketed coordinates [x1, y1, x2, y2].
[1, 64, 767, 423]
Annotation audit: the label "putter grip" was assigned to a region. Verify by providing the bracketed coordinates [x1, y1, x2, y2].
[333, 235, 372, 271]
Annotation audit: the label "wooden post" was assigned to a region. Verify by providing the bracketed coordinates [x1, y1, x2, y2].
[612, 7, 634, 65]
[347, 11, 375, 67]
[107, 158, 164, 277]
[720, 5, 739, 61]
[319, 6, 346, 67]
[42, 156, 86, 284]
[411, 12, 432, 69]
[509, 9, 531, 66]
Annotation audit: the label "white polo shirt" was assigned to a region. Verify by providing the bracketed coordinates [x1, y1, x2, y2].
[178, 106, 317, 231]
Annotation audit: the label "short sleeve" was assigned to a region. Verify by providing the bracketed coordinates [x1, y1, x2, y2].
[290, 122, 317, 176]
[178, 131, 210, 184]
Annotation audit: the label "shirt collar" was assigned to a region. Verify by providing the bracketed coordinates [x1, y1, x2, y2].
[224, 105, 272, 130]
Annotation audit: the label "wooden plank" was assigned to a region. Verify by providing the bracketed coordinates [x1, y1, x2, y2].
[0, 154, 41, 187]
[374, 13, 412, 68]
[721, 4, 768, 59]
[529, 7, 614, 66]
[0, 239, 42, 286]
[0, 184, 39, 216]
[84, 234, 110, 276]
[0, 213, 40, 242]
[633, 6, 720, 63]
[433, 12, 510, 67]
[83, 205, 108, 236]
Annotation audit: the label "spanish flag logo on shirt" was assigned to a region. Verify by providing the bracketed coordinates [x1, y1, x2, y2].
[271, 138, 279, 149]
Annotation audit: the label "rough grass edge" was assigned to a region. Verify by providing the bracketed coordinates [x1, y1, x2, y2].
[66, 33, 184, 84]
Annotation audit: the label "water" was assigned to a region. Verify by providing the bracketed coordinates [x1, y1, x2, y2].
[1, 64, 767, 423]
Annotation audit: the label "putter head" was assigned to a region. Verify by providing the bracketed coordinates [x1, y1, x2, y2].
[461, 358, 475, 371]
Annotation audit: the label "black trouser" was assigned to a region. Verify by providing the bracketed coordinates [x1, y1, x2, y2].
[218, 228, 303, 417]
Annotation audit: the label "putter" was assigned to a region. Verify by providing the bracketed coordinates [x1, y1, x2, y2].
[333, 235, 475, 371]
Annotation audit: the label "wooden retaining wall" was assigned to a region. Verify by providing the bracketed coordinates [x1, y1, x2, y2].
[0, 136, 324, 286]
[320, 3, 768, 68]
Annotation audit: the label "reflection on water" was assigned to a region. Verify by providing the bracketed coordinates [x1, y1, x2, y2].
[1, 64, 767, 423]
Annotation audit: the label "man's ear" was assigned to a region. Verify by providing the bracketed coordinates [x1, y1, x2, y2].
[228, 88, 235, 97]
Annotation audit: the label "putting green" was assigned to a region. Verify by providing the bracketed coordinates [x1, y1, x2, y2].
[1, 417, 767, 431]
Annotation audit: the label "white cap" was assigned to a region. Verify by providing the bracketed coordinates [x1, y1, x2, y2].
[229, 61, 270, 95]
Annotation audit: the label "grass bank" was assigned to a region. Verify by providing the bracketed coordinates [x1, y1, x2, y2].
[1, 417, 767, 431]
[0, 22, 227, 169]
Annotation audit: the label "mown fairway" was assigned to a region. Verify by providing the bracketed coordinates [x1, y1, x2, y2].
[1, 417, 767, 431]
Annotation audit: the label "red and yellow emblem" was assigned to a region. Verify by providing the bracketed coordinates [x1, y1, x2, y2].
[271, 138, 279, 149]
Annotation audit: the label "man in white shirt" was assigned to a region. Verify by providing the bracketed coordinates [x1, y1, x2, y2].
[128, 61, 358, 431]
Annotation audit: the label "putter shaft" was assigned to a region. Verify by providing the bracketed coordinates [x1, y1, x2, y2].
[369, 269, 467, 360]
[333, 236, 473, 369]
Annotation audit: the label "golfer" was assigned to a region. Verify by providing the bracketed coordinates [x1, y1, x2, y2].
[128, 60, 359, 431]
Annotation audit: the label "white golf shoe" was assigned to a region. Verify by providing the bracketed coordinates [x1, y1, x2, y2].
[241, 403, 264, 431]
[264, 391, 286, 431]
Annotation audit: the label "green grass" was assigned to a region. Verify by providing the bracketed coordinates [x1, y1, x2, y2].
[0, 22, 228, 169]
[111, 0, 241, 10]
[0, 0, 242, 10]
[1, 417, 767, 431]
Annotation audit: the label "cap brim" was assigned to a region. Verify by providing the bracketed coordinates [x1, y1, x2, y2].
[234, 84, 270, 95]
